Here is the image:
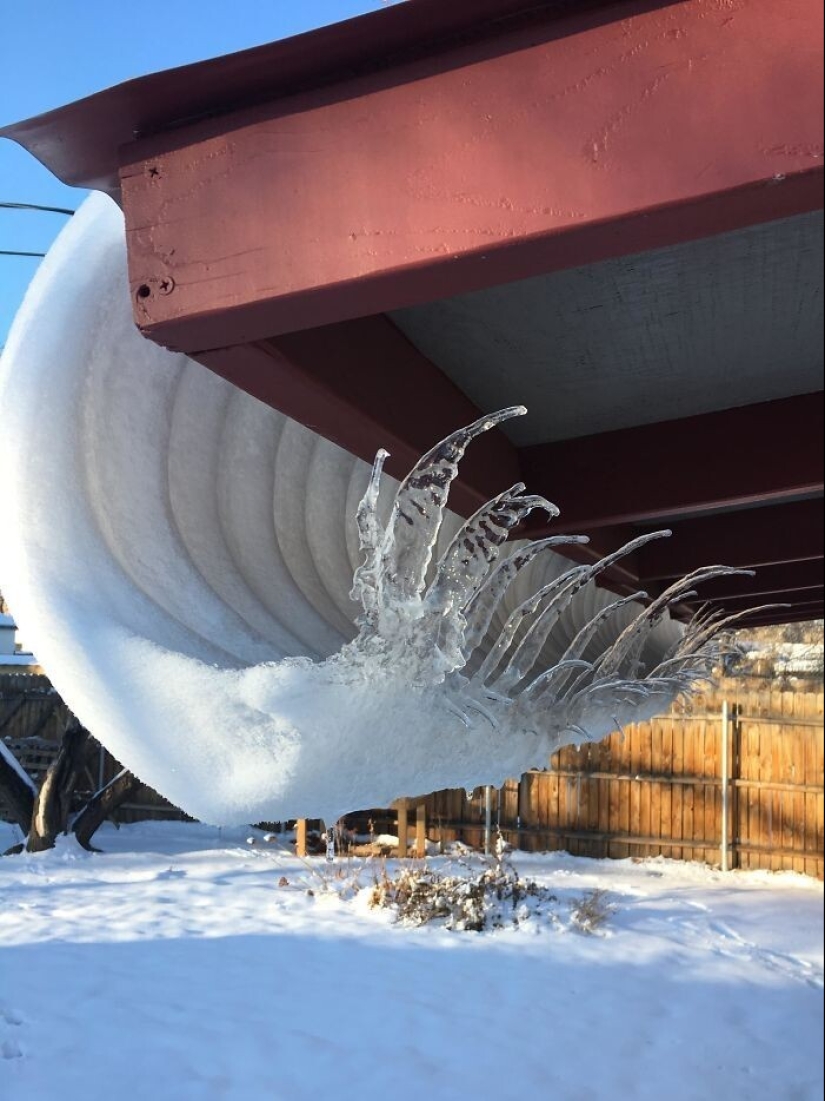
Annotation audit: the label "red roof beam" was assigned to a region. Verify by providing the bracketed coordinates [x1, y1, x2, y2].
[110, 0, 823, 351]
[696, 597, 823, 628]
[195, 316, 522, 516]
[701, 585, 822, 608]
[661, 560, 823, 603]
[3, 1, 618, 196]
[521, 396, 823, 533]
[678, 585, 819, 612]
[638, 499, 824, 581]
[732, 605, 824, 628]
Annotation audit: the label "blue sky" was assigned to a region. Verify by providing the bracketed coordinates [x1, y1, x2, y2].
[0, 0, 390, 346]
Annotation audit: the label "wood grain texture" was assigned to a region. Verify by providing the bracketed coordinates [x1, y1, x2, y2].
[118, 0, 824, 351]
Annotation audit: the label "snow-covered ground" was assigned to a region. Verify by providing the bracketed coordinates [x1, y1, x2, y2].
[1, 821, 822, 1101]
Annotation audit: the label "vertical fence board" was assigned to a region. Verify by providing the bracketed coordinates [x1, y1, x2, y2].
[672, 721, 686, 862]
[640, 724, 653, 860]
[415, 682, 822, 877]
[530, 771, 542, 853]
[659, 717, 673, 860]
[770, 723, 782, 871]
[806, 730, 823, 878]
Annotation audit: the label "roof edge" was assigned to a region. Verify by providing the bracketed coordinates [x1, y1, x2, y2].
[0, 0, 671, 196]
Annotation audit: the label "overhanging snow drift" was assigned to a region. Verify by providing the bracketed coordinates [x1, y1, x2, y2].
[1, 194, 743, 826]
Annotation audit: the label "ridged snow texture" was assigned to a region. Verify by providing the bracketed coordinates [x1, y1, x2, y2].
[0, 195, 752, 825]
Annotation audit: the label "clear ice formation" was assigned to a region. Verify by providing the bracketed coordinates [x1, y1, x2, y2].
[0, 194, 752, 825]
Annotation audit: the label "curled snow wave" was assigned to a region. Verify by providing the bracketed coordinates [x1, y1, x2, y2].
[0, 194, 692, 825]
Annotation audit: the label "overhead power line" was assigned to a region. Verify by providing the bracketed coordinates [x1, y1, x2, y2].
[1, 201, 74, 258]
[1, 201, 75, 216]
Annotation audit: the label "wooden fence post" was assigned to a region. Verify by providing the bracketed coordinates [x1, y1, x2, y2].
[517, 775, 530, 850]
[416, 802, 427, 857]
[395, 799, 408, 857]
[730, 704, 742, 870]
[296, 818, 307, 857]
[483, 785, 493, 855]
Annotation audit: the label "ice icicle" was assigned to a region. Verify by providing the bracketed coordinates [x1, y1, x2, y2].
[461, 535, 590, 658]
[427, 484, 557, 614]
[473, 565, 591, 688]
[592, 566, 753, 681]
[350, 446, 389, 623]
[377, 406, 526, 602]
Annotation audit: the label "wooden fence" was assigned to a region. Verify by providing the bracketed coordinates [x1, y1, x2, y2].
[2, 673, 822, 876]
[0, 673, 185, 825]
[418, 682, 824, 878]
[0, 673, 70, 748]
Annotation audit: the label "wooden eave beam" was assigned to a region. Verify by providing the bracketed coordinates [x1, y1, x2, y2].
[115, 0, 823, 352]
[734, 604, 824, 628]
[195, 317, 522, 515]
[3, 1, 621, 195]
[198, 323, 646, 585]
[673, 560, 823, 604]
[637, 499, 824, 581]
[697, 586, 822, 608]
[195, 317, 824, 581]
[681, 588, 823, 618]
[521, 396, 824, 533]
[713, 595, 824, 622]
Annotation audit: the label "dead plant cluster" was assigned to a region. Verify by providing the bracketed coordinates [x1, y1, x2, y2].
[569, 888, 615, 934]
[368, 851, 558, 932]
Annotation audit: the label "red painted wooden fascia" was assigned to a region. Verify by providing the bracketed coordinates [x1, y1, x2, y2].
[118, 0, 823, 350]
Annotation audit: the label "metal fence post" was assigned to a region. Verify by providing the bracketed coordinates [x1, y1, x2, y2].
[484, 785, 492, 855]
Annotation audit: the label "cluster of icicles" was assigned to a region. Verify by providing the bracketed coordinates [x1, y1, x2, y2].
[339, 405, 753, 746]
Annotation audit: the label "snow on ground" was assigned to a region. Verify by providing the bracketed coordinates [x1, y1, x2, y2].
[1, 821, 822, 1101]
